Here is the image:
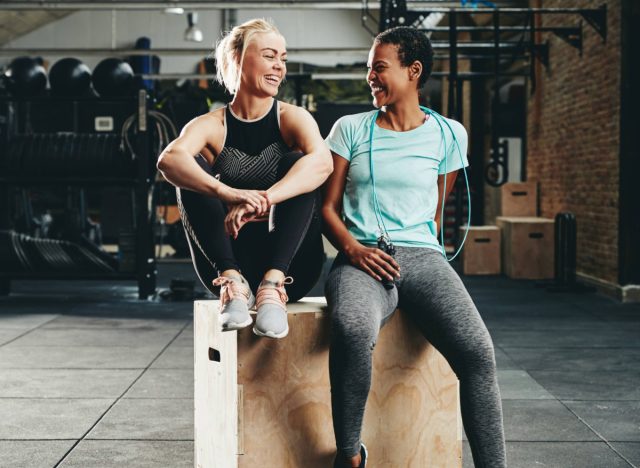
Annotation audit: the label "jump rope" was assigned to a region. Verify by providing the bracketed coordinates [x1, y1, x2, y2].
[368, 106, 472, 270]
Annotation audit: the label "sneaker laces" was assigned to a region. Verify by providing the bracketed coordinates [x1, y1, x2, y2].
[212, 276, 251, 308]
[256, 276, 294, 310]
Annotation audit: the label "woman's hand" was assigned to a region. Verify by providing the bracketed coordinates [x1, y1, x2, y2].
[216, 185, 270, 214]
[345, 243, 401, 282]
[224, 203, 258, 239]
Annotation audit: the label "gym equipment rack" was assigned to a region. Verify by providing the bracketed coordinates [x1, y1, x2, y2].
[0, 90, 157, 299]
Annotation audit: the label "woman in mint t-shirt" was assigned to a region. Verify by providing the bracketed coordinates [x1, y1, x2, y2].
[323, 26, 507, 468]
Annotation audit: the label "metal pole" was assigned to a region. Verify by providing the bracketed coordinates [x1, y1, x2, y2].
[134, 90, 156, 299]
[447, 9, 457, 119]
[491, 9, 501, 183]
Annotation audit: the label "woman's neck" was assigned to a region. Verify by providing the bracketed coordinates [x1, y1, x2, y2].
[230, 92, 274, 120]
[377, 97, 425, 132]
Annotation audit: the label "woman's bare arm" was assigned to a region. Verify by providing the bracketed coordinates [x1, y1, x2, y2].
[321, 153, 400, 282]
[157, 112, 268, 212]
[267, 105, 333, 205]
[434, 170, 459, 235]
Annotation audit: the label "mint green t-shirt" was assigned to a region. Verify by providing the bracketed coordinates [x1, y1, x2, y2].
[325, 110, 469, 251]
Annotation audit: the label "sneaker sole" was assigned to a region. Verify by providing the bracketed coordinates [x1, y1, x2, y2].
[221, 315, 253, 331]
[252, 325, 289, 339]
[220, 289, 255, 332]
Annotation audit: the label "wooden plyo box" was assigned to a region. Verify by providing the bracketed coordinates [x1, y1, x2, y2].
[500, 181, 538, 217]
[496, 216, 555, 279]
[459, 226, 501, 275]
[194, 299, 462, 468]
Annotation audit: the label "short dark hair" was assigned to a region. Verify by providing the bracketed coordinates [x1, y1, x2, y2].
[375, 26, 434, 88]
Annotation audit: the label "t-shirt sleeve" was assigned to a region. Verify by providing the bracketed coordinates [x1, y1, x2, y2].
[325, 116, 353, 162]
[438, 119, 469, 175]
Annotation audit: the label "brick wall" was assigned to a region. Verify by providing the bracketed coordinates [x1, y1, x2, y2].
[527, 0, 621, 283]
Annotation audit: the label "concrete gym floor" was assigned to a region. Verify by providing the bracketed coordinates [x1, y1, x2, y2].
[0, 261, 638, 468]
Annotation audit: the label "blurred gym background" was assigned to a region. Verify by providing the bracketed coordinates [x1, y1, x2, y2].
[0, 2, 639, 467]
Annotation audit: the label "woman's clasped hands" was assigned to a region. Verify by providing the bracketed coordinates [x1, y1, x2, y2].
[220, 187, 271, 239]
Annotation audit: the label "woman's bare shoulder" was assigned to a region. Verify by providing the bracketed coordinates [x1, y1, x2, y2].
[278, 100, 305, 118]
[179, 106, 225, 141]
[278, 101, 316, 130]
[199, 106, 225, 130]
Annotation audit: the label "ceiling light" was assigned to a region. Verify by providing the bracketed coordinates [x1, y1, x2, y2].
[184, 12, 203, 43]
[164, 7, 184, 15]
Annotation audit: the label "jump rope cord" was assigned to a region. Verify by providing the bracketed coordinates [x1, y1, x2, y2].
[369, 107, 472, 261]
[367, 113, 390, 242]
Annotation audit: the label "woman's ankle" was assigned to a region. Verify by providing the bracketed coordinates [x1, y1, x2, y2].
[345, 454, 361, 467]
[336, 450, 361, 467]
[262, 269, 285, 283]
[221, 269, 241, 279]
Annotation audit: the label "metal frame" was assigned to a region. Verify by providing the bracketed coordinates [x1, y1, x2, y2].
[1, 2, 373, 11]
[618, 0, 640, 286]
[361, 0, 607, 248]
[0, 93, 157, 299]
[362, 2, 606, 127]
[0, 2, 515, 11]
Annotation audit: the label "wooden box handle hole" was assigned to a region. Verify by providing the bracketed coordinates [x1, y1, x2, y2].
[208, 347, 221, 362]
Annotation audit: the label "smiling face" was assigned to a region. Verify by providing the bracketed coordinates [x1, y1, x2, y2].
[367, 41, 421, 108]
[238, 31, 287, 97]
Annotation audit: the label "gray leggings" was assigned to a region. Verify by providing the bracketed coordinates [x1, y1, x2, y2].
[325, 246, 507, 467]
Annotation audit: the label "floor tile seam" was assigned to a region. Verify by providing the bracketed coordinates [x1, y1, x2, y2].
[0, 368, 191, 372]
[485, 327, 635, 331]
[501, 376, 635, 418]
[0, 367, 191, 370]
[4, 345, 175, 348]
[497, 440, 638, 444]
[506, 369, 640, 372]
[543, 399, 640, 402]
[560, 399, 640, 404]
[146, 367, 192, 370]
[485, 321, 633, 324]
[501, 439, 630, 443]
[527, 369, 640, 373]
[120, 397, 194, 400]
[0, 438, 78, 441]
[499, 346, 640, 349]
[0, 397, 118, 400]
[0, 315, 63, 348]
[52, 321, 192, 468]
[502, 397, 640, 403]
[464, 439, 640, 445]
[557, 399, 637, 467]
[0, 367, 151, 370]
[0, 344, 180, 348]
[0, 396, 194, 400]
[488, 328, 640, 332]
[38, 327, 189, 331]
[81, 438, 195, 441]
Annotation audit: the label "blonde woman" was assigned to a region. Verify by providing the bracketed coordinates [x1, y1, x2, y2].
[157, 19, 332, 339]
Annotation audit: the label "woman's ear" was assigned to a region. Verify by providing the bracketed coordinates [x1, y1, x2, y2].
[409, 61, 423, 82]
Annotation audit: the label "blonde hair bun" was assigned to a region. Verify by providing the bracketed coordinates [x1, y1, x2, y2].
[214, 18, 282, 95]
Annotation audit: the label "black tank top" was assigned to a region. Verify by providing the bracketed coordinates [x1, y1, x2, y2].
[211, 99, 291, 190]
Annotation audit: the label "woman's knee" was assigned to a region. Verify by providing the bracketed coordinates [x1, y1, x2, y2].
[330, 312, 379, 353]
[451, 329, 497, 374]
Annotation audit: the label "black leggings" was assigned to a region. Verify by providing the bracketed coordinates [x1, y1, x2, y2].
[177, 152, 324, 302]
